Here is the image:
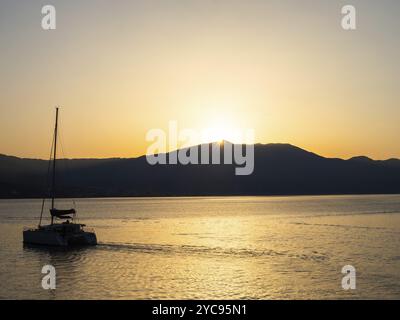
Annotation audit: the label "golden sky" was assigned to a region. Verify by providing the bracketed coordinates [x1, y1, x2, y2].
[0, 0, 399, 160]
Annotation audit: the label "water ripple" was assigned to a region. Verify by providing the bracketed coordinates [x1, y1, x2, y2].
[97, 242, 329, 262]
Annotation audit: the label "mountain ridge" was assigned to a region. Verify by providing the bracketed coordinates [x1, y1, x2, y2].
[1, 142, 400, 198]
[1, 142, 399, 162]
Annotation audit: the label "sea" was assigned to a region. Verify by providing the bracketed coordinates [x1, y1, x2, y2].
[0, 195, 399, 299]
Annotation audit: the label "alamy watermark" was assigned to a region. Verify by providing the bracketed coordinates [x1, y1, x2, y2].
[341, 5, 356, 30]
[41, 264, 56, 290]
[41, 5, 56, 30]
[146, 121, 255, 176]
[341, 265, 356, 290]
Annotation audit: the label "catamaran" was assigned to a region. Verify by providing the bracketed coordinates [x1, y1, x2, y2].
[23, 108, 97, 247]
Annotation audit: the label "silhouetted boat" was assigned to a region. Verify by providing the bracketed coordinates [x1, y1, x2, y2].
[23, 108, 97, 246]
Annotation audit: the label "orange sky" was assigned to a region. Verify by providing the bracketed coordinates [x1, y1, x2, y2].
[0, 0, 399, 160]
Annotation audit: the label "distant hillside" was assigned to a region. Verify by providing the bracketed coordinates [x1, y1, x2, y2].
[1, 142, 400, 198]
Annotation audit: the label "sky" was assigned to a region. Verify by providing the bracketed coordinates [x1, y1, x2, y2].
[0, 0, 399, 160]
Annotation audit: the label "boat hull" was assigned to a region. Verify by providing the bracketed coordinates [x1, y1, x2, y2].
[23, 229, 97, 247]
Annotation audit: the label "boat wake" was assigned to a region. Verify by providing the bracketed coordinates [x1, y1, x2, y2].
[97, 242, 329, 262]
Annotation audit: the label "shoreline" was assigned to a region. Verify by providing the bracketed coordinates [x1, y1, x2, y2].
[1, 192, 400, 201]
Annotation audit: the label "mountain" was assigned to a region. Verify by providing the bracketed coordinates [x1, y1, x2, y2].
[1, 142, 400, 198]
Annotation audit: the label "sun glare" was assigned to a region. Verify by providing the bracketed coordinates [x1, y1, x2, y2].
[202, 127, 228, 144]
[188, 96, 249, 145]
[200, 120, 242, 144]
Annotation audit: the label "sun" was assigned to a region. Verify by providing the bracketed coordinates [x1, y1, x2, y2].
[192, 99, 252, 145]
[202, 127, 227, 144]
[200, 120, 241, 144]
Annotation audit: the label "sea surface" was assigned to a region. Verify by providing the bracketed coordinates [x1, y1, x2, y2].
[0, 195, 399, 300]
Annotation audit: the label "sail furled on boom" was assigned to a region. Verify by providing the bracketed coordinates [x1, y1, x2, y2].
[50, 208, 76, 219]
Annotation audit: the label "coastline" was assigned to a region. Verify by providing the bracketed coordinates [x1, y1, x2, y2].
[1, 192, 400, 201]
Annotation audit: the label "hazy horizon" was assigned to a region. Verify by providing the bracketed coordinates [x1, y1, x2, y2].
[1, 0, 399, 160]
[1, 140, 400, 162]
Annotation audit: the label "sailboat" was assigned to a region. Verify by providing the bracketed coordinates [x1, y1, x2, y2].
[23, 108, 97, 247]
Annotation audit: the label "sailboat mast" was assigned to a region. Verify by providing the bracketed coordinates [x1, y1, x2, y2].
[51, 107, 59, 216]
